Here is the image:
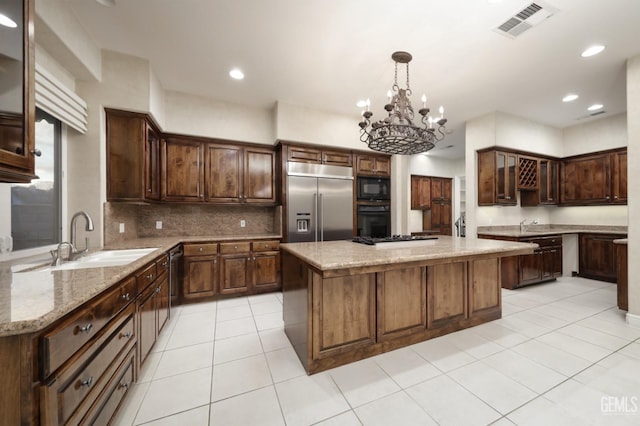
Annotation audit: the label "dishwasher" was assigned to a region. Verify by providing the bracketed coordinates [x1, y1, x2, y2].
[168, 244, 183, 312]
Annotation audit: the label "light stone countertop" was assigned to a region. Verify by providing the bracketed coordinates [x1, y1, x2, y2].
[476, 225, 627, 239]
[281, 236, 536, 272]
[0, 233, 280, 337]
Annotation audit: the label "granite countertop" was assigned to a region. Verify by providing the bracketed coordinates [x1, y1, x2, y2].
[0, 233, 280, 337]
[281, 236, 536, 271]
[477, 225, 628, 239]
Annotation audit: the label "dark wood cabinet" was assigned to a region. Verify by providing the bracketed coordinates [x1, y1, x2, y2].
[425, 199, 452, 236]
[0, 0, 36, 183]
[137, 256, 169, 367]
[410, 175, 431, 210]
[616, 242, 628, 310]
[220, 244, 251, 295]
[355, 154, 391, 176]
[560, 148, 626, 205]
[478, 234, 562, 289]
[252, 241, 281, 292]
[579, 233, 623, 282]
[205, 144, 275, 204]
[523, 158, 558, 206]
[516, 155, 538, 191]
[182, 243, 219, 301]
[477, 149, 517, 205]
[106, 109, 161, 202]
[161, 137, 204, 202]
[284, 144, 353, 167]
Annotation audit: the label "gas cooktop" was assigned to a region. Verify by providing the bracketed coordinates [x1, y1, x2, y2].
[352, 235, 438, 246]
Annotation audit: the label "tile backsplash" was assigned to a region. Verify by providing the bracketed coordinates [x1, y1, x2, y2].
[104, 202, 281, 245]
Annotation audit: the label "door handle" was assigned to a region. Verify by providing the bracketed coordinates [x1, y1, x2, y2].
[319, 193, 324, 242]
[313, 193, 318, 242]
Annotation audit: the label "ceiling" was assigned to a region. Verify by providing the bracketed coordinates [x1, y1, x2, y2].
[63, 0, 640, 159]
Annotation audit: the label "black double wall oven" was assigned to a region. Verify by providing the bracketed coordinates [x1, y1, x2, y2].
[356, 176, 391, 238]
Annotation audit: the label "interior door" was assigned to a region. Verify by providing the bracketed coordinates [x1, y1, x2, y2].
[318, 178, 353, 241]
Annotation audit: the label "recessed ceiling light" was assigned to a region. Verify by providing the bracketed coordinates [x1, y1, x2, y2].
[487, 0, 503, 3]
[0, 13, 17, 28]
[587, 103, 603, 111]
[95, 0, 116, 6]
[581, 45, 605, 58]
[229, 68, 245, 80]
[562, 94, 579, 102]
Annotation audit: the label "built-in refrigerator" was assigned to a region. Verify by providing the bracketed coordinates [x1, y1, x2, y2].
[286, 162, 353, 242]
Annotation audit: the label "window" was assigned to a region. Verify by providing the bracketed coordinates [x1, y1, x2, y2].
[9, 109, 61, 251]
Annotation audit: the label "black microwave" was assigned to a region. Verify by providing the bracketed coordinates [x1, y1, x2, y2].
[357, 177, 391, 201]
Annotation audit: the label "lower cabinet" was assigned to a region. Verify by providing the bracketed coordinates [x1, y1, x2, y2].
[579, 233, 624, 283]
[478, 234, 562, 289]
[137, 255, 169, 367]
[616, 242, 628, 310]
[182, 243, 219, 300]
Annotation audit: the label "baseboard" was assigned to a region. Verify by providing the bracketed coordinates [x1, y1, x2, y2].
[625, 312, 640, 328]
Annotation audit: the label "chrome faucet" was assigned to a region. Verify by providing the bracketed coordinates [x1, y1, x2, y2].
[70, 211, 94, 260]
[520, 219, 539, 233]
[50, 241, 73, 266]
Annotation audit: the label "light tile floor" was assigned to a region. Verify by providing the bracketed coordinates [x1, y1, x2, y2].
[114, 277, 640, 425]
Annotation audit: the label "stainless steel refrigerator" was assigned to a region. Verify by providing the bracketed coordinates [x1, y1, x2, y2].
[286, 162, 354, 242]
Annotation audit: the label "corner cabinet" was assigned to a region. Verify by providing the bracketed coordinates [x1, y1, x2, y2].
[560, 148, 626, 205]
[106, 109, 161, 202]
[355, 154, 391, 177]
[579, 233, 625, 283]
[477, 149, 517, 205]
[0, 0, 36, 183]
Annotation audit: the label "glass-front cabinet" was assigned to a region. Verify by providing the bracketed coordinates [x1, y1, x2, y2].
[0, 0, 36, 182]
[495, 151, 516, 204]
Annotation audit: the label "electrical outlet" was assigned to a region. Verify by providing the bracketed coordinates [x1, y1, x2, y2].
[119, 223, 125, 233]
[240, 220, 246, 228]
[156, 221, 163, 230]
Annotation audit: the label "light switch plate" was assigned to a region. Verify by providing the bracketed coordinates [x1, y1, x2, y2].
[240, 220, 246, 227]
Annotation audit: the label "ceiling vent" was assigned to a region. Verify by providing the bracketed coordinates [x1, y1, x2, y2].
[495, 1, 558, 39]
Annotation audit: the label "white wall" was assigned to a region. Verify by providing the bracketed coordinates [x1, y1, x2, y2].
[627, 55, 640, 319]
[562, 113, 627, 157]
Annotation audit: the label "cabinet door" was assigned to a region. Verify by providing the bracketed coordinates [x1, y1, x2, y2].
[374, 157, 391, 176]
[496, 151, 517, 204]
[377, 267, 426, 341]
[253, 251, 281, 291]
[162, 138, 203, 201]
[410, 175, 431, 209]
[244, 147, 275, 203]
[613, 150, 627, 203]
[220, 254, 251, 294]
[106, 111, 145, 201]
[561, 154, 610, 204]
[430, 200, 452, 235]
[519, 251, 542, 285]
[205, 144, 242, 202]
[287, 146, 322, 163]
[539, 159, 558, 204]
[431, 178, 444, 200]
[156, 273, 170, 334]
[469, 258, 501, 318]
[138, 285, 157, 366]
[0, 0, 36, 183]
[183, 256, 218, 300]
[541, 247, 562, 280]
[356, 154, 390, 176]
[322, 150, 352, 166]
[145, 126, 161, 201]
[579, 234, 617, 282]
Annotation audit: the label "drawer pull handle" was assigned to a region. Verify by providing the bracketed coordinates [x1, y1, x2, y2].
[156, 287, 161, 293]
[199, 247, 203, 252]
[81, 376, 93, 387]
[118, 381, 131, 390]
[79, 323, 93, 334]
[121, 293, 130, 301]
[162, 261, 168, 267]
[147, 274, 153, 280]
[120, 331, 133, 339]
[234, 245, 238, 249]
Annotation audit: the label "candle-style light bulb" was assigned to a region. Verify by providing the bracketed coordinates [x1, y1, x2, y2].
[421, 94, 427, 108]
[387, 90, 392, 103]
[428, 117, 433, 129]
[439, 106, 444, 118]
[366, 98, 371, 112]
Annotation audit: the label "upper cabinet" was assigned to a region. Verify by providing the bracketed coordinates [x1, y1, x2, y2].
[283, 143, 352, 167]
[106, 109, 161, 202]
[355, 154, 391, 177]
[162, 137, 204, 202]
[477, 149, 517, 205]
[560, 148, 626, 205]
[205, 143, 275, 204]
[521, 158, 558, 206]
[0, 0, 36, 183]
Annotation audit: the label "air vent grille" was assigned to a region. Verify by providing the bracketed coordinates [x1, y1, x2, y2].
[495, 1, 558, 39]
[590, 110, 606, 117]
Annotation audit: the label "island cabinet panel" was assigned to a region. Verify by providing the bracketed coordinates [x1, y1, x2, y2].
[469, 258, 501, 318]
[312, 273, 376, 358]
[377, 267, 427, 341]
[427, 262, 468, 328]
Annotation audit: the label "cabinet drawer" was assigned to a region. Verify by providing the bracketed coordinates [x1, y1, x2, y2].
[288, 147, 322, 163]
[523, 235, 562, 248]
[219, 242, 251, 254]
[252, 240, 280, 252]
[42, 307, 136, 425]
[184, 243, 218, 256]
[156, 253, 169, 274]
[136, 262, 158, 290]
[83, 347, 135, 426]
[41, 277, 136, 378]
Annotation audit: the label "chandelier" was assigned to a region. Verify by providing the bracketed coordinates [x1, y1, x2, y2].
[358, 51, 448, 155]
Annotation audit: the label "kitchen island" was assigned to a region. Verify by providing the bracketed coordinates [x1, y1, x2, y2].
[281, 236, 536, 374]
